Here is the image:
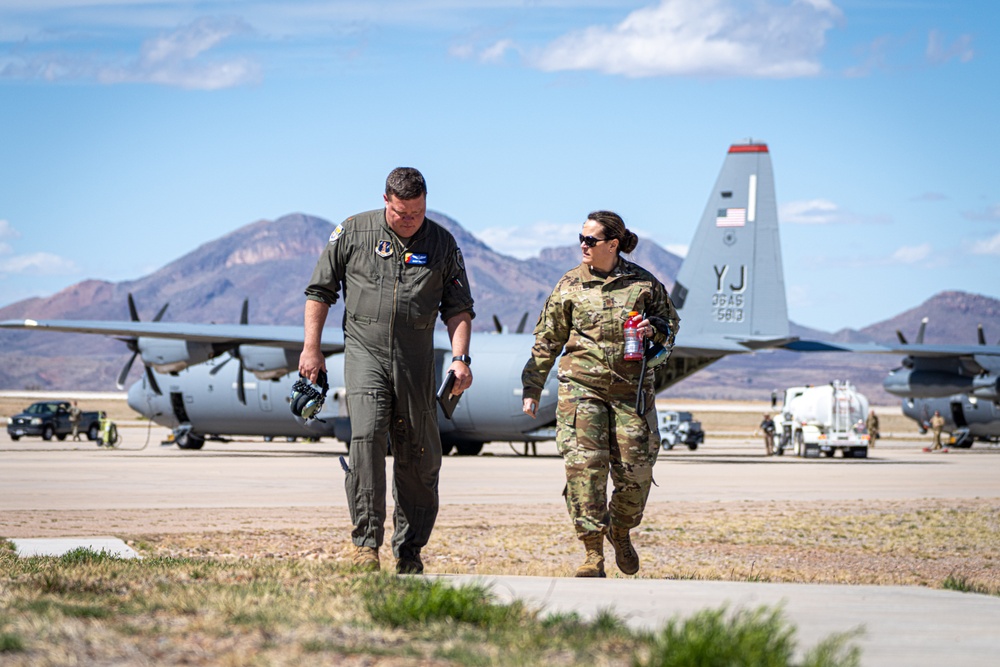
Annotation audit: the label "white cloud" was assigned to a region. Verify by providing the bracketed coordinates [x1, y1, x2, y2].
[0, 219, 22, 241]
[479, 221, 581, 259]
[0, 251, 78, 275]
[665, 244, 688, 258]
[927, 29, 974, 65]
[526, 0, 842, 78]
[962, 204, 1000, 222]
[888, 243, 931, 264]
[1, 16, 260, 89]
[969, 232, 1000, 256]
[780, 199, 841, 224]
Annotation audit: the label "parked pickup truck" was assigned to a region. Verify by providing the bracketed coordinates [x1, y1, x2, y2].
[6, 401, 102, 442]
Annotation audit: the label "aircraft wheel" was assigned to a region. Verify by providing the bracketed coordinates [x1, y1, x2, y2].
[176, 432, 205, 450]
[455, 441, 483, 456]
[42, 425, 54, 441]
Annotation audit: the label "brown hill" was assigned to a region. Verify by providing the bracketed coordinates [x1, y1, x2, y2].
[1, 211, 997, 405]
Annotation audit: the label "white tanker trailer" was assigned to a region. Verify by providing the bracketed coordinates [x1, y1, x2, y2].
[775, 381, 871, 458]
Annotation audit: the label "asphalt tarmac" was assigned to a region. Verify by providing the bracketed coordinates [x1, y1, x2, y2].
[2, 426, 999, 666]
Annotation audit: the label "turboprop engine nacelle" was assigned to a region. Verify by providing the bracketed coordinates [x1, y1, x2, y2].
[883, 368, 997, 399]
[239, 345, 301, 380]
[971, 375, 1000, 401]
[137, 338, 218, 373]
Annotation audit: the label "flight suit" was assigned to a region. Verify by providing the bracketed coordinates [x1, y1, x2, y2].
[522, 258, 678, 539]
[305, 209, 474, 559]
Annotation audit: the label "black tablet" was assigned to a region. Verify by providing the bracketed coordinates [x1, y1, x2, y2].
[436, 370, 461, 420]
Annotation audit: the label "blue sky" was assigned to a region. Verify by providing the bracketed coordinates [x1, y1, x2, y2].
[1, 0, 997, 333]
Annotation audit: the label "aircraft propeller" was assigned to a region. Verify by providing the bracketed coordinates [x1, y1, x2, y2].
[114, 293, 168, 395]
[209, 298, 250, 405]
[491, 312, 530, 334]
[896, 317, 928, 346]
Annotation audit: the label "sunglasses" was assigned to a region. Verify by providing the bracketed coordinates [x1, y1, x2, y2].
[579, 234, 610, 248]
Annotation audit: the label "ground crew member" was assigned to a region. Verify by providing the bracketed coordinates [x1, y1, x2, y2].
[521, 210, 679, 578]
[756, 413, 776, 456]
[69, 401, 82, 441]
[925, 410, 947, 452]
[299, 167, 475, 575]
[866, 409, 879, 448]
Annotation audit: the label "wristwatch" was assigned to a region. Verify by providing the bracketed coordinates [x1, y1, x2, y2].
[452, 355, 472, 366]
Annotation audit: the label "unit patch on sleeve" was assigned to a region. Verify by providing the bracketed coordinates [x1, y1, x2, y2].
[328, 224, 345, 245]
[404, 253, 428, 265]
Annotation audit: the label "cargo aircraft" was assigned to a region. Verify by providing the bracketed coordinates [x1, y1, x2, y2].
[786, 320, 1000, 448]
[6, 142, 997, 451]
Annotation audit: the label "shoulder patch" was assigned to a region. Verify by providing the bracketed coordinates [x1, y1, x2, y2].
[455, 248, 465, 270]
[328, 224, 345, 245]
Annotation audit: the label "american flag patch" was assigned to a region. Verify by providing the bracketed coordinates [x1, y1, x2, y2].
[716, 208, 746, 227]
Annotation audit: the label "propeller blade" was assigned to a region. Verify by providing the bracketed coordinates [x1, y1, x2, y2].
[896, 330, 908, 345]
[152, 302, 169, 322]
[240, 298, 249, 325]
[978, 324, 986, 346]
[116, 351, 138, 389]
[145, 366, 162, 396]
[492, 314, 503, 333]
[516, 312, 529, 334]
[236, 360, 247, 405]
[127, 293, 140, 322]
[209, 357, 231, 375]
[916, 317, 928, 344]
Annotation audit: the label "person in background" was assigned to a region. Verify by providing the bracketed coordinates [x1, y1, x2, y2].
[866, 409, 880, 448]
[756, 413, 776, 456]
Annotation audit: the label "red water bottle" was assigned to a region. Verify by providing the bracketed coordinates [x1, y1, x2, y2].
[624, 311, 642, 361]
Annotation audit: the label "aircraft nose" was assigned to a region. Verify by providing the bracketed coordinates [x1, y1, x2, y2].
[126, 380, 155, 417]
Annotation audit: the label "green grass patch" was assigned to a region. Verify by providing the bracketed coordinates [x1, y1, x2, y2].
[638, 606, 862, 667]
[943, 573, 998, 596]
[0, 547, 862, 666]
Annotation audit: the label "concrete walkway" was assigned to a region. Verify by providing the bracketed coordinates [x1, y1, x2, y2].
[437, 574, 1000, 667]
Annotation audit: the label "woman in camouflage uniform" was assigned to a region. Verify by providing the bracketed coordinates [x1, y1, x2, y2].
[521, 211, 678, 577]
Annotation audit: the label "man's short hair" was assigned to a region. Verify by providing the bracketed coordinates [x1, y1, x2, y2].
[385, 167, 427, 200]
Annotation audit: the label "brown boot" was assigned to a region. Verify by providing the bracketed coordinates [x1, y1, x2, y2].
[607, 524, 639, 575]
[574, 534, 606, 578]
[351, 545, 380, 572]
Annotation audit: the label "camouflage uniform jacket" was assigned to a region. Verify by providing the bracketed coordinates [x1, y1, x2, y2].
[522, 258, 679, 403]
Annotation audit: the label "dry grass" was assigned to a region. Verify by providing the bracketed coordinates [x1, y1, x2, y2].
[0, 396, 137, 422]
[132, 498, 1000, 593]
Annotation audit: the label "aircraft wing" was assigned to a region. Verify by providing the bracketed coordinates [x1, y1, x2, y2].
[783, 339, 1000, 359]
[0, 319, 343, 353]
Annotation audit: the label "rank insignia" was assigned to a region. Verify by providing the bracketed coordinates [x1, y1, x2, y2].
[404, 253, 428, 265]
[376, 240, 393, 257]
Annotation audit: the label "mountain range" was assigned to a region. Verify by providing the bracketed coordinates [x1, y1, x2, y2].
[1, 211, 997, 404]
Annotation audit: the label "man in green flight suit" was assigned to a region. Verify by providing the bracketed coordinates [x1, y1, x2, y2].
[299, 167, 475, 574]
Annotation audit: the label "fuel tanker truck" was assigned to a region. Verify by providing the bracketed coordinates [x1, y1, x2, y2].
[775, 381, 871, 458]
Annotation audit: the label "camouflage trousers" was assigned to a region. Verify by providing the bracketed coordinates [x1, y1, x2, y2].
[556, 387, 659, 539]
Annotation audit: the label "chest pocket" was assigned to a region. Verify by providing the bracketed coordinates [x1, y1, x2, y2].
[345, 269, 384, 323]
[401, 253, 445, 329]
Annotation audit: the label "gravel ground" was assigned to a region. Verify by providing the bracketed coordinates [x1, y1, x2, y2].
[22, 498, 989, 591]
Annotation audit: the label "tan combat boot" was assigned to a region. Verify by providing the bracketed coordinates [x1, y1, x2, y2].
[351, 545, 380, 572]
[608, 524, 639, 575]
[574, 534, 606, 578]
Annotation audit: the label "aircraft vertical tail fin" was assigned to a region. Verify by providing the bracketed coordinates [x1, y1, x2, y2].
[671, 141, 789, 346]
